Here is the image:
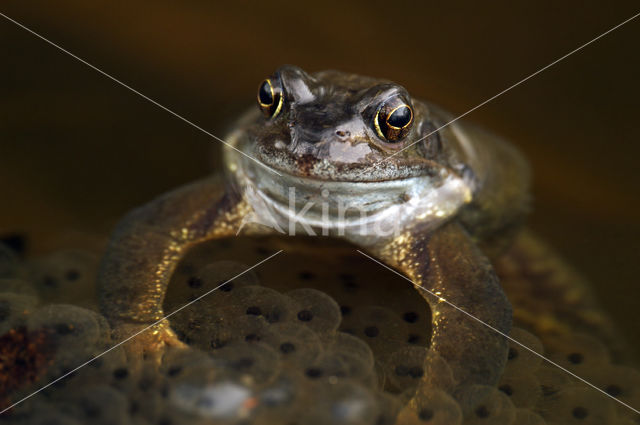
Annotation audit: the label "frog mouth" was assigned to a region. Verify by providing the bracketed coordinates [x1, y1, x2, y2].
[251, 142, 443, 183]
[223, 114, 448, 184]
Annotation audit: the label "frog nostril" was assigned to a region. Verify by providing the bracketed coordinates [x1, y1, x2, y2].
[335, 130, 350, 138]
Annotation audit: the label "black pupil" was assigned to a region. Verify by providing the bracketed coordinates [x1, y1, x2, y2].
[259, 81, 273, 106]
[387, 105, 411, 128]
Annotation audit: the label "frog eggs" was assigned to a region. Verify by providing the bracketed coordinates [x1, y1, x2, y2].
[3, 240, 640, 425]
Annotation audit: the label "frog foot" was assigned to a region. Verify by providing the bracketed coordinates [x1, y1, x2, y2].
[111, 319, 187, 365]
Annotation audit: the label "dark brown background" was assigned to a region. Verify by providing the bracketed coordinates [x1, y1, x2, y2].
[1, 1, 639, 353]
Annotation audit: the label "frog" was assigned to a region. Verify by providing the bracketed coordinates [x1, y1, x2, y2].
[97, 65, 531, 390]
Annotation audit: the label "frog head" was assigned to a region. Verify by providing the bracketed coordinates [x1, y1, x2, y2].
[226, 65, 477, 242]
[245, 65, 477, 182]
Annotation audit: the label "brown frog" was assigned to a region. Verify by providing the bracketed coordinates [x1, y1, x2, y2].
[98, 65, 530, 389]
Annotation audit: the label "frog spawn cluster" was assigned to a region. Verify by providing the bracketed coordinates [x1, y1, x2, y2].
[0, 242, 639, 425]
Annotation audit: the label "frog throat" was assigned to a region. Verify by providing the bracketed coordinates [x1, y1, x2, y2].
[225, 136, 473, 245]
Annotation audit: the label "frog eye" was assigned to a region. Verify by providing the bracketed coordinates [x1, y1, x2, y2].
[374, 98, 414, 142]
[257, 78, 284, 119]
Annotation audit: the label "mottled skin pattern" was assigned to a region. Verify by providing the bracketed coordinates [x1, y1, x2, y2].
[98, 66, 530, 390]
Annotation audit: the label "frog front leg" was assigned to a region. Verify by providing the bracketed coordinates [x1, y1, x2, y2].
[374, 220, 512, 389]
[98, 177, 249, 358]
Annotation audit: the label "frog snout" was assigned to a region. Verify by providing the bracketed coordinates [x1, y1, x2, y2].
[287, 125, 374, 164]
[325, 138, 373, 163]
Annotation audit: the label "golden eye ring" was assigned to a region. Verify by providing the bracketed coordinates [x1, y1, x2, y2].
[374, 98, 413, 142]
[257, 78, 284, 119]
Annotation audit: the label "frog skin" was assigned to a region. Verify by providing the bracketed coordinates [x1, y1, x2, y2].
[98, 65, 530, 389]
